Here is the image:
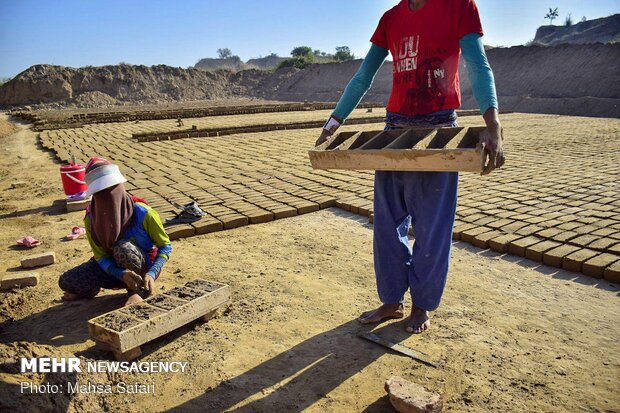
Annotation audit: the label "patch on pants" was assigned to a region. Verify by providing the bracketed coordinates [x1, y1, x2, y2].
[113, 239, 145, 273]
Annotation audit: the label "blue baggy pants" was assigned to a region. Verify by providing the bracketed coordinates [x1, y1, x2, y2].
[373, 111, 459, 311]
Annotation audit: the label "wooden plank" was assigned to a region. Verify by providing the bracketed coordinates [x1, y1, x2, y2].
[88, 279, 230, 353]
[309, 147, 484, 172]
[309, 127, 485, 173]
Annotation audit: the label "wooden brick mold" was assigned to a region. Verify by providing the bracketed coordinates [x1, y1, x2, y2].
[88, 279, 230, 361]
[309, 127, 486, 173]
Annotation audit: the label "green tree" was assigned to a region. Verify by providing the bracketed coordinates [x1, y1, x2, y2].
[291, 46, 313, 58]
[565, 13, 573, 26]
[334, 46, 354, 62]
[544, 7, 559, 25]
[217, 48, 233, 59]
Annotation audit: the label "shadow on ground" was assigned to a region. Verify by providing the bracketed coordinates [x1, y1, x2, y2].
[169, 319, 413, 413]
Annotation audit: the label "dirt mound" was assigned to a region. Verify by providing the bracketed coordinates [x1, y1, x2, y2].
[265, 43, 620, 118]
[1, 43, 618, 117]
[0, 64, 265, 106]
[534, 14, 620, 46]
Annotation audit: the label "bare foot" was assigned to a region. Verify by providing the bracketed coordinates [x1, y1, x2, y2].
[358, 303, 404, 324]
[124, 293, 143, 306]
[406, 306, 430, 334]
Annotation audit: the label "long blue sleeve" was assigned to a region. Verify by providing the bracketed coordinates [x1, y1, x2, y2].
[459, 33, 498, 114]
[332, 44, 389, 121]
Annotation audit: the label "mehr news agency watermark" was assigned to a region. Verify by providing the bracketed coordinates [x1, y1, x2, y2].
[18, 357, 188, 395]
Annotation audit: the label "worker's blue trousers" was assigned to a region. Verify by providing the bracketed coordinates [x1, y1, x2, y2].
[373, 111, 459, 311]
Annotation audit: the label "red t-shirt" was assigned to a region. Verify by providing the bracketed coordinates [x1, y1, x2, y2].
[371, 0, 483, 116]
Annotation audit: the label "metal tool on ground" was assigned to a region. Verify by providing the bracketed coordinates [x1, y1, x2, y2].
[358, 332, 438, 368]
[165, 200, 207, 225]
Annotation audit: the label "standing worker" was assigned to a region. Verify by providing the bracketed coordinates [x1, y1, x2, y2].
[59, 157, 172, 306]
[317, 0, 504, 333]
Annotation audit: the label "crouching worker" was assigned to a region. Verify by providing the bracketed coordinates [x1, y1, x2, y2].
[59, 157, 172, 306]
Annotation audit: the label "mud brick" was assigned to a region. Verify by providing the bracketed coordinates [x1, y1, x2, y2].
[508, 236, 541, 257]
[315, 197, 337, 209]
[66, 198, 91, 212]
[452, 223, 477, 240]
[608, 243, 620, 254]
[246, 210, 274, 224]
[461, 226, 493, 244]
[220, 214, 248, 229]
[525, 240, 561, 262]
[272, 207, 297, 219]
[295, 202, 320, 214]
[471, 231, 502, 249]
[570, 234, 600, 247]
[191, 219, 223, 235]
[515, 224, 544, 236]
[1, 272, 39, 289]
[551, 230, 579, 243]
[488, 233, 523, 254]
[582, 253, 620, 278]
[562, 249, 599, 273]
[603, 261, 620, 284]
[486, 219, 515, 230]
[21, 252, 56, 268]
[542, 244, 582, 268]
[472, 216, 498, 226]
[587, 238, 618, 251]
[166, 225, 196, 241]
[501, 221, 529, 234]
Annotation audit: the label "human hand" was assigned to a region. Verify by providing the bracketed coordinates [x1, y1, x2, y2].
[315, 129, 332, 147]
[122, 270, 143, 292]
[143, 275, 157, 297]
[315, 116, 342, 147]
[479, 125, 505, 175]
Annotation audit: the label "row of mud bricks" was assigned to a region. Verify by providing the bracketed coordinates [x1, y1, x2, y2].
[9, 102, 381, 132]
[133, 116, 386, 142]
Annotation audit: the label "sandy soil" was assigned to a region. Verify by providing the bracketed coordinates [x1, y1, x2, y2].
[0, 116, 619, 412]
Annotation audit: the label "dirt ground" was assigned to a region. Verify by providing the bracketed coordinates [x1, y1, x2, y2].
[0, 116, 619, 412]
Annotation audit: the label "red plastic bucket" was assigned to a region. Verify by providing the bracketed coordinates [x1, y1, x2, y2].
[60, 164, 87, 196]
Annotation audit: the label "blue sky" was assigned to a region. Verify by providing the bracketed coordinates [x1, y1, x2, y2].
[0, 0, 618, 78]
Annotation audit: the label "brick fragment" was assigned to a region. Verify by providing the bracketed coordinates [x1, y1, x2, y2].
[385, 376, 443, 413]
[21, 252, 56, 268]
[1, 272, 39, 289]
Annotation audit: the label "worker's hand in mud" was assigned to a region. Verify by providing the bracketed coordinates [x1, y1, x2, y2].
[315, 129, 332, 147]
[143, 275, 157, 297]
[122, 270, 143, 292]
[479, 125, 505, 175]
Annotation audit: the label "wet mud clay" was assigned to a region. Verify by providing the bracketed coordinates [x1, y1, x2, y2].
[145, 294, 187, 310]
[165, 286, 204, 301]
[185, 279, 222, 292]
[120, 302, 166, 321]
[94, 312, 142, 332]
